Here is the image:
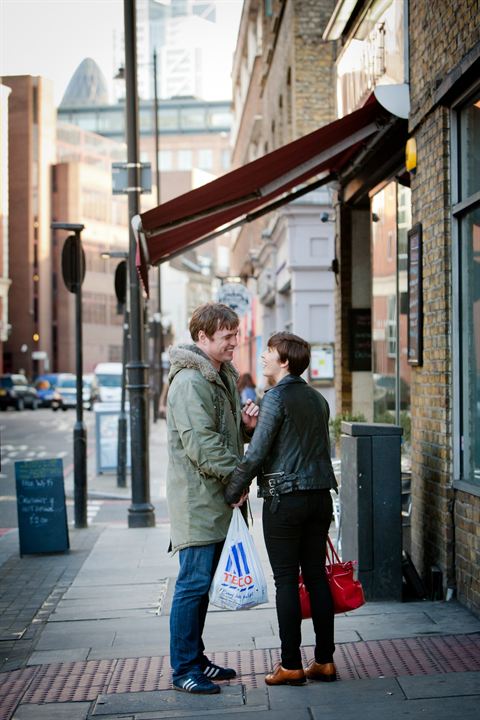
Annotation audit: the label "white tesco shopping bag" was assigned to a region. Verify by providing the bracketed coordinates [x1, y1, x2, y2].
[209, 508, 269, 610]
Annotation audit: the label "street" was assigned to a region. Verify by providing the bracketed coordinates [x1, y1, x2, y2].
[0, 408, 172, 536]
[1, 409, 81, 529]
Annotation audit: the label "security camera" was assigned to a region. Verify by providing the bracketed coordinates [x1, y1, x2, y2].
[320, 212, 329, 223]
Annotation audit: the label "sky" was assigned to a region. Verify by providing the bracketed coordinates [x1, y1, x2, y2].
[0, 0, 243, 106]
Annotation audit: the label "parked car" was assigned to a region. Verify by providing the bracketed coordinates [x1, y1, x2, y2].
[0, 374, 40, 411]
[51, 373, 95, 411]
[34, 373, 59, 408]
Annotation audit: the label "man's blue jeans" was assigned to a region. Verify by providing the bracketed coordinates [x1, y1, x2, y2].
[170, 541, 223, 680]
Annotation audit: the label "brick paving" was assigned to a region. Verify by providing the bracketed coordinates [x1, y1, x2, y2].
[1, 634, 479, 719]
[0, 526, 102, 673]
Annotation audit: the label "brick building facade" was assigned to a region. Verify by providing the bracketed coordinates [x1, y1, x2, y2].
[407, 0, 480, 611]
[231, 0, 338, 408]
[228, 0, 480, 615]
[325, 0, 480, 613]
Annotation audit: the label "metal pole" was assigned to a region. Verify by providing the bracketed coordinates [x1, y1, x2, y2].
[73, 229, 87, 528]
[117, 308, 128, 488]
[123, 0, 155, 527]
[152, 48, 163, 423]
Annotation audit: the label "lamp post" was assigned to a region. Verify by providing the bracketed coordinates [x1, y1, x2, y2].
[51, 221, 87, 528]
[152, 48, 164, 423]
[123, 0, 155, 527]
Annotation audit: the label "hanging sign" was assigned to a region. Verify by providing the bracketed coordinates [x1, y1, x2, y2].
[407, 223, 423, 366]
[217, 283, 251, 316]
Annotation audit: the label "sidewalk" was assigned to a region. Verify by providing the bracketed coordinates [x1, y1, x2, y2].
[1, 421, 480, 719]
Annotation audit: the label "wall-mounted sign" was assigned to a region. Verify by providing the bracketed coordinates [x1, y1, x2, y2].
[349, 308, 372, 371]
[407, 223, 423, 366]
[310, 344, 334, 382]
[217, 282, 251, 317]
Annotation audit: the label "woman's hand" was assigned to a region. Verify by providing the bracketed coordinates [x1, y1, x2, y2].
[241, 399, 259, 431]
[230, 490, 249, 508]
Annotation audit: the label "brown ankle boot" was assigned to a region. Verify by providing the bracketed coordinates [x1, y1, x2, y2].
[265, 664, 306, 686]
[305, 660, 337, 682]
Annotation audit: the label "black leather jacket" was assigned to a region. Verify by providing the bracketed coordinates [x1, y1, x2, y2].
[224, 375, 337, 508]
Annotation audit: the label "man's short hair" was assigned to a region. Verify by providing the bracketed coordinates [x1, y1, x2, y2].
[267, 332, 311, 376]
[189, 302, 239, 341]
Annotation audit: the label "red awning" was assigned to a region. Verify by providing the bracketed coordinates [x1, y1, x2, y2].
[135, 98, 391, 275]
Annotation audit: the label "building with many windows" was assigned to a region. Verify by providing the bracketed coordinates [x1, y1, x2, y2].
[229, 0, 338, 408]
[0, 84, 11, 374]
[2, 75, 56, 379]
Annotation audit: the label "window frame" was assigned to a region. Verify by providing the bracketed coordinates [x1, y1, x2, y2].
[451, 83, 480, 497]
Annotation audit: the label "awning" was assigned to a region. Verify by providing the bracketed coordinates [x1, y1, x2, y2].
[134, 97, 393, 288]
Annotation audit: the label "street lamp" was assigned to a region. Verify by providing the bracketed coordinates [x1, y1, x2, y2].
[101, 251, 129, 489]
[123, 0, 155, 528]
[51, 221, 87, 528]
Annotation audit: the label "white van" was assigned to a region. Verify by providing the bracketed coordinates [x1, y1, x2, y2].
[93, 362, 123, 404]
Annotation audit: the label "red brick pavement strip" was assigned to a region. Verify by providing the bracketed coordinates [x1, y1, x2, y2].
[0, 667, 38, 720]
[1, 635, 479, 719]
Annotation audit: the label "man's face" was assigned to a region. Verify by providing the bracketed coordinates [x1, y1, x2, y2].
[199, 326, 239, 367]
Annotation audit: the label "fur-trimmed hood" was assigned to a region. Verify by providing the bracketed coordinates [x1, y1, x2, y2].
[168, 343, 239, 385]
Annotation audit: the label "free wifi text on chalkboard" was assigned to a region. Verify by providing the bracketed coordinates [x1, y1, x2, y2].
[15, 458, 70, 556]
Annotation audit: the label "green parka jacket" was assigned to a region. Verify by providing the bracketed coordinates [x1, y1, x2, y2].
[166, 344, 248, 554]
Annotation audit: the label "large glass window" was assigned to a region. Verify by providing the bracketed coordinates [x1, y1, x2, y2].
[177, 149, 192, 170]
[197, 149, 213, 171]
[454, 91, 480, 489]
[371, 181, 412, 464]
[460, 99, 480, 198]
[460, 207, 480, 483]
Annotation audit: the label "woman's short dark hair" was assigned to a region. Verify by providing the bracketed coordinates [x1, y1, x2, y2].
[267, 332, 311, 376]
[189, 302, 239, 341]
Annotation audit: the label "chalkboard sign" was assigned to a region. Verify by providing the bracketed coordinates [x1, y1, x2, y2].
[15, 459, 69, 556]
[349, 308, 372, 371]
[407, 223, 423, 366]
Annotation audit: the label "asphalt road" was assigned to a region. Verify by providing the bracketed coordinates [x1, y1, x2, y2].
[0, 407, 96, 530]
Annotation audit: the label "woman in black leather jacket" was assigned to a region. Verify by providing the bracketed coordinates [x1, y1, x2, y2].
[225, 332, 338, 686]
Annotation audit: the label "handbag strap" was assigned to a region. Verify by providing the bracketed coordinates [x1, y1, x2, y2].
[326, 536, 341, 566]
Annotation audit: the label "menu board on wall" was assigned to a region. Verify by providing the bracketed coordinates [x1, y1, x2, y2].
[407, 223, 423, 366]
[349, 308, 372, 371]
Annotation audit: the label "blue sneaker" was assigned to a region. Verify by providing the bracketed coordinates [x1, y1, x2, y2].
[202, 660, 237, 680]
[173, 672, 220, 694]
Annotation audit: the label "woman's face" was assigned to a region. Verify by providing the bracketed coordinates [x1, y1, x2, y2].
[261, 346, 288, 384]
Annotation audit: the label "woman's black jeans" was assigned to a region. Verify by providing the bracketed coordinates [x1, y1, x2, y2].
[262, 489, 335, 670]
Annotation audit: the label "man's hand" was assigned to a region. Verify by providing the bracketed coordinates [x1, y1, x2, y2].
[241, 398, 259, 431]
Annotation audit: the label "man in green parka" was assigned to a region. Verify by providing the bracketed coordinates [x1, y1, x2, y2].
[166, 302, 258, 694]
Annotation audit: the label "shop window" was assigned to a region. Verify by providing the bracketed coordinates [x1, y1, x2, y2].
[371, 181, 412, 460]
[453, 90, 480, 489]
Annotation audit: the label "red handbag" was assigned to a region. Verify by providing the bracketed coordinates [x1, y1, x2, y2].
[299, 537, 365, 617]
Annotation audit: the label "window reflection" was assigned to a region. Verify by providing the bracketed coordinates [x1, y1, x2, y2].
[371, 181, 412, 464]
[461, 207, 480, 481]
